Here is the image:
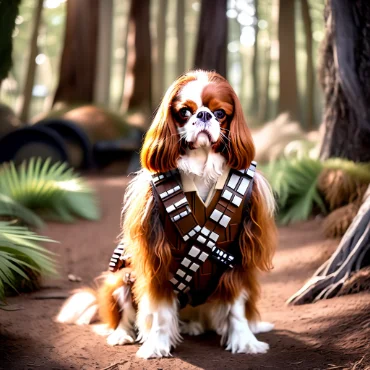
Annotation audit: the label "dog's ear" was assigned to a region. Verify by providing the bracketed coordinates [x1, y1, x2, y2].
[239, 173, 277, 272]
[141, 75, 196, 173]
[224, 89, 255, 170]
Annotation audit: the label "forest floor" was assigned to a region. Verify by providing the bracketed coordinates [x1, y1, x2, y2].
[0, 174, 369, 370]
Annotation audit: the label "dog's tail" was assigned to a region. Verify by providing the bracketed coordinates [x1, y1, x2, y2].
[56, 288, 99, 325]
[56, 269, 128, 329]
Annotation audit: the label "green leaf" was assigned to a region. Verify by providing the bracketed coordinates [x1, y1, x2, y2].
[264, 157, 326, 225]
[0, 222, 58, 304]
[0, 157, 100, 223]
[0, 194, 44, 227]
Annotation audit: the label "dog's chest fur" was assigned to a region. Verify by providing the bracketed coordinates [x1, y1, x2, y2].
[177, 148, 226, 201]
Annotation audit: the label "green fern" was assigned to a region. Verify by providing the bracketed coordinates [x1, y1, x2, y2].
[263, 156, 370, 225]
[0, 194, 44, 227]
[0, 222, 57, 303]
[263, 157, 326, 225]
[0, 158, 100, 222]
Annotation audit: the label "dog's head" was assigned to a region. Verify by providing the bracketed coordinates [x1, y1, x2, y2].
[141, 70, 255, 173]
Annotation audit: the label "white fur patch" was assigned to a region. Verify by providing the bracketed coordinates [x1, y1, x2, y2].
[136, 295, 181, 359]
[56, 291, 97, 325]
[178, 149, 225, 201]
[224, 292, 270, 354]
[249, 321, 275, 334]
[106, 285, 136, 346]
[179, 73, 209, 108]
[180, 321, 205, 336]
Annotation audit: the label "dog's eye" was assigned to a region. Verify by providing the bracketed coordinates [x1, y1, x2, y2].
[213, 109, 226, 120]
[179, 108, 191, 118]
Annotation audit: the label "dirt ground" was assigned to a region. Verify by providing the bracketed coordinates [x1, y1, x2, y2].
[0, 174, 369, 370]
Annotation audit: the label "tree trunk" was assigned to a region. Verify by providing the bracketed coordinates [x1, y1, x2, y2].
[154, 0, 168, 105]
[287, 185, 370, 305]
[319, 0, 370, 162]
[53, 0, 99, 106]
[194, 0, 227, 78]
[258, 46, 272, 123]
[278, 0, 298, 119]
[93, 0, 113, 106]
[288, 0, 370, 306]
[121, 0, 152, 119]
[176, 0, 185, 76]
[0, 0, 21, 87]
[17, 0, 43, 122]
[301, 0, 314, 130]
[258, 0, 279, 123]
[250, 0, 259, 116]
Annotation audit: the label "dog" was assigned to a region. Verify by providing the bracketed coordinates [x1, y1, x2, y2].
[57, 70, 277, 359]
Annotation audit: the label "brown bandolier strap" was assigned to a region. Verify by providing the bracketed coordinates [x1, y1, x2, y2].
[151, 161, 257, 295]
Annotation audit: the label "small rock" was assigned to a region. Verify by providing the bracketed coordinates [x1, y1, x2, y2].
[68, 274, 82, 282]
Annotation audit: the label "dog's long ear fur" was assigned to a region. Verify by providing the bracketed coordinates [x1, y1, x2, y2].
[207, 72, 255, 171]
[140, 74, 197, 173]
[226, 91, 256, 170]
[239, 172, 277, 272]
[121, 171, 173, 304]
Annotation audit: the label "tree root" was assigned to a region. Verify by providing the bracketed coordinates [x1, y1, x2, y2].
[287, 185, 370, 305]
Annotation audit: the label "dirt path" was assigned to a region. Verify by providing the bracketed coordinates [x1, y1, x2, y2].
[0, 175, 369, 370]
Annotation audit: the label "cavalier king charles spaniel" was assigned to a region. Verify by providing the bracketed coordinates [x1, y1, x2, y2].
[57, 70, 277, 359]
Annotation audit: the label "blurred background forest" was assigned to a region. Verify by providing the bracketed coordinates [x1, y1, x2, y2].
[0, 0, 325, 130]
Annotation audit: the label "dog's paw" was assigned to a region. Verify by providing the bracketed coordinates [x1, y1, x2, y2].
[226, 338, 269, 354]
[136, 337, 171, 359]
[249, 321, 274, 334]
[225, 322, 269, 354]
[180, 321, 205, 336]
[107, 327, 135, 346]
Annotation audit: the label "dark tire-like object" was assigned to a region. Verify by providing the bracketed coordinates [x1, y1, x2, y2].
[0, 126, 68, 165]
[36, 118, 92, 169]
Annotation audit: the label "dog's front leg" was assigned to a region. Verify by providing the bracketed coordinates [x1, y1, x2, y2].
[223, 292, 270, 354]
[136, 294, 181, 359]
[107, 284, 136, 346]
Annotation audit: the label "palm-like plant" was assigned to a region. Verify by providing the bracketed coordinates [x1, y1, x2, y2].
[0, 157, 100, 222]
[262, 157, 370, 226]
[0, 222, 57, 304]
[0, 157, 101, 304]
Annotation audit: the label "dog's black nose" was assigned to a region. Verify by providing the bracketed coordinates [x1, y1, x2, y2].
[197, 110, 212, 122]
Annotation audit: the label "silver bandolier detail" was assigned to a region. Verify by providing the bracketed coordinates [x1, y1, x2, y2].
[109, 243, 125, 272]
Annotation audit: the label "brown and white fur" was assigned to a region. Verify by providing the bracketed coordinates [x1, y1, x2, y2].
[57, 70, 277, 359]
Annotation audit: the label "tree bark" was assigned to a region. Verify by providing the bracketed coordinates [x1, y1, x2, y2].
[154, 0, 168, 105]
[93, 0, 113, 106]
[53, 0, 99, 106]
[17, 0, 43, 122]
[278, 0, 298, 119]
[301, 0, 314, 130]
[194, 0, 227, 78]
[121, 0, 152, 118]
[319, 0, 370, 162]
[250, 0, 259, 116]
[0, 0, 21, 87]
[176, 0, 185, 76]
[258, 0, 279, 122]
